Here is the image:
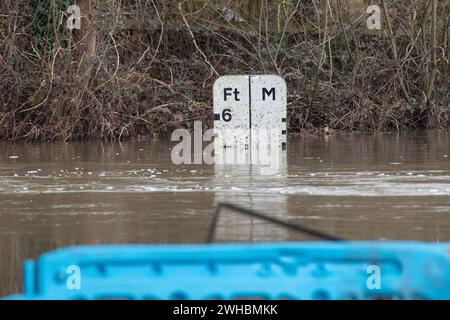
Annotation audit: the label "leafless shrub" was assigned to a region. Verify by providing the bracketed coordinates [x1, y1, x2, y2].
[0, 0, 448, 142]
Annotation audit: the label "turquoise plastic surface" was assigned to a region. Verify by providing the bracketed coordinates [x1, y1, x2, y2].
[5, 241, 450, 300]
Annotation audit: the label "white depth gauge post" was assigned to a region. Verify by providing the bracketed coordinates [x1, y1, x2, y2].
[213, 75, 287, 151]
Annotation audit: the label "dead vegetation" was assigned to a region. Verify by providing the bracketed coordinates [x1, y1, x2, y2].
[0, 0, 449, 141]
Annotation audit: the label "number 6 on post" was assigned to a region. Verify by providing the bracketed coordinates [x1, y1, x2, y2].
[213, 75, 287, 149]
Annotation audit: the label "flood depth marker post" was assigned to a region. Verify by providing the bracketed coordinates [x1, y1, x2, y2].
[213, 75, 287, 156]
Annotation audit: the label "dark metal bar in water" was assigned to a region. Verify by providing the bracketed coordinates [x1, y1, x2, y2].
[206, 202, 344, 243]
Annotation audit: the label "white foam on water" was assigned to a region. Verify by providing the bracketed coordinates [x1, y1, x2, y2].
[1, 169, 449, 197]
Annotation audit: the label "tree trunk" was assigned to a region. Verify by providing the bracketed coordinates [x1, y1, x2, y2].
[74, 0, 96, 80]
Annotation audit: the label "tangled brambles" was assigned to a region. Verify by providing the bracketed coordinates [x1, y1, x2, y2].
[0, 0, 449, 142]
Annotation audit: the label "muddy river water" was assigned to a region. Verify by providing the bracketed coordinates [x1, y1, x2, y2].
[0, 130, 449, 295]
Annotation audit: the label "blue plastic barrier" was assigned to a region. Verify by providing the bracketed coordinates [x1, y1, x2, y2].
[5, 242, 450, 300]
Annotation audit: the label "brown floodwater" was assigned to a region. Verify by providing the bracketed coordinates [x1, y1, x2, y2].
[0, 130, 449, 296]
